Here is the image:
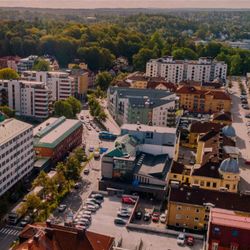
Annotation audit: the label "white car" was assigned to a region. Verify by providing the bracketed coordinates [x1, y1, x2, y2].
[160, 214, 167, 223]
[177, 233, 185, 246]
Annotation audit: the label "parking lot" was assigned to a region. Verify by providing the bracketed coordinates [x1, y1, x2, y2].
[88, 195, 204, 250]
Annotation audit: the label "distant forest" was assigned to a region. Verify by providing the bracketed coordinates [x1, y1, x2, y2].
[0, 8, 249, 74]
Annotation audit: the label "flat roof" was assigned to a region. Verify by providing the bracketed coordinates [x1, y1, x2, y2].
[211, 208, 250, 230]
[34, 117, 82, 149]
[121, 124, 176, 134]
[0, 118, 33, 146]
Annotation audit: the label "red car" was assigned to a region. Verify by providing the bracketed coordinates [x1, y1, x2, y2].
[245, 160, 250, 165]
[186, 236, 195, 246]
[122, 197, 136, 205]
[152, 212, 160, 222]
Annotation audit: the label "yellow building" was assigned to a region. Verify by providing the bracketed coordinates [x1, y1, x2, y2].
[167, 186, 250, 231]
[176, 86, 231, 113]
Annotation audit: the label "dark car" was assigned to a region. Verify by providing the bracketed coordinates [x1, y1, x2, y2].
[20, 216, 31, 227]
[135, 211, 143, 220]
[143, 213, 151, 221]
[114, 218, 126, 225]
[84, 169, 90, 175]
[152, 212, 160, 223]
[91, 194, 104, 200]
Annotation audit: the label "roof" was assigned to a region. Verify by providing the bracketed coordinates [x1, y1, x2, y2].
[0, 118, 33, 146]
[213, 112, 232, 122]
[128, 97, 174, 109]
[189, 121, 223, 134]
[171, 161, 186, 174]
[33, 117, 82, 149]
[219, 157, 240, 174]
[200, 130, 220, 142]
[147, 81, 177, 91]
[192, 162, 221, 179]
[169, 186, 250, 213]
[223, 146, 240, 155]
[14, 223, 114, 250]
[210, 208, 250, 230]
[222, 125, 236, 138]
[121, 124, 177, 134]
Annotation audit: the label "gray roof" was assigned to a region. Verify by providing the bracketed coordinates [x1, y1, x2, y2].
[219, 158, 240, 174]
[109, 86, 174, 99]
[223, 146, 240, 155]
[128, 97, 173, 108]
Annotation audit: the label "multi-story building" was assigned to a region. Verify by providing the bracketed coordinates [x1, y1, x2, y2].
[146, 57, 227, 83]
[17, 55, 38, 74]
[22, 71, 74, 101]
[33, 116, 83, 164]
[107, 87, 178, 127]
[0, 118, 34, 196]
[176, 85, 231, 113]
[0, 56, 21, 71]
[167, 186, 250, 232]
[0, 80, 51, 119]
[207, 208, 250, 250]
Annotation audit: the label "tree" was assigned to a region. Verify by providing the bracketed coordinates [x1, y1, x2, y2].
[0, 106, 15, 117]
[95, 71, 113, 91]
[33, 59, 50, 71]
[73, 147, 86, 162]
[172, 48, 198, 60]
[65, 156, 81, 181]
[25, 194, 42, 212]
[66, 96, 81, 116]
[0, 68, 19, 80]
[133, 48, 156, 71]
[230, 54, 242, 75]
[54, 100, 74, 118]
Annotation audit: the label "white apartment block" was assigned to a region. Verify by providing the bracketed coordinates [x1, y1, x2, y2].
[17, 55, 38, 74]
[0, 118, 34, 196]
[22, 71, 74, 101]
[0, 80, 51, 119]
[146, 56, 227, 83]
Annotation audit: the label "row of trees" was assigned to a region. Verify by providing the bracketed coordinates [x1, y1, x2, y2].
[18, 147, 86, 221]
[54, 96, 81, 119]
[88, 94, 107, 121]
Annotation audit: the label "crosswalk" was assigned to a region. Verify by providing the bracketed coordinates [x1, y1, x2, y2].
[0, 226, 21, 237]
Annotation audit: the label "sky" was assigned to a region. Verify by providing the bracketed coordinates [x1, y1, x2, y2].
[0, 0, 250, 9]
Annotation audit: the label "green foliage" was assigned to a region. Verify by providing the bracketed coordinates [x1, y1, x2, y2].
[54, 96, 81, 118]
[0, 106, 15, 117]
[73, 147, 86, 162]
[88, 94, 107, 121]
[133, 48, 156, 71]
[172, 47, 198, 60]
[33, 59, 50, 71]
[230, 54, 242, 76]
[95, 71, 113, 91]
[0, 68, 19, 80]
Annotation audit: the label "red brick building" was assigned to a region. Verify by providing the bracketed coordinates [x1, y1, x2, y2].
[207, 208, 250, 250]
[34, 116, 83, 164]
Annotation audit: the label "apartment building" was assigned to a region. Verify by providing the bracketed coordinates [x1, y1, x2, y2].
[176, 85, 231, 113]
[0, 80, 51, 119]
[0, 56, 21, 71]
[107, 87, 178, 127]
[0, 118, 34, 196]
[146, 57, 227, 83]
[17, 55, 38, 73]
[22, 71, 74, 101]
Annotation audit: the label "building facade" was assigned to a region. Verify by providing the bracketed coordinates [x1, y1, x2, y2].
[0, 118, 34, 196]
[207, 208, 250, 250]
[0, 56, 21, 71]
[22, 71, 74, 101]
[146, 57, 227, 84]
[0, 80, 51, 119]
[107, 87, 178, 127]
[176, 86, 231, 113]
[33, 116, 83, 163]
[17, 55, 38, 73]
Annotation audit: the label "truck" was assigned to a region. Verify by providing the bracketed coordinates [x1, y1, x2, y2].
[8, 201, 25, 225]
[99, 131, 117, 141]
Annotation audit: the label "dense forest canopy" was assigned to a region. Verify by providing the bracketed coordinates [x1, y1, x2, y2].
[0, 8, 249, 74]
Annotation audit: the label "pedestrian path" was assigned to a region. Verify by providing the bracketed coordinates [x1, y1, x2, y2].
[0, 226, 21, 236]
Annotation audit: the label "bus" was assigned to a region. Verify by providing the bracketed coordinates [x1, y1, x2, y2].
[8, 202, 26, 225]
[99, 131, 117, 141]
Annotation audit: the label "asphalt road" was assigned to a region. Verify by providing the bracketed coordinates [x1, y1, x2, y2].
[0, 225, 22, 250]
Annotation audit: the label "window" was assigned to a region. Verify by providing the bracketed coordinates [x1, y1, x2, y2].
[194, 179, 199, 185]
[212, 242, 219, 250]
[173, 175, 177, 178]
[226, 184, 230, 190]
[206, 182, 211, 187]
[200, 181, 204, 186]
[194, 217, 199, 222]
[177, 206, 182, 210]
[196, 209, 200, 213]
[213, 182, 217, 188]
[176, 214, 182, 220]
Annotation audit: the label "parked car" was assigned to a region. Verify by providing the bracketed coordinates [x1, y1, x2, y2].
[78, 218, 90, 226]
[122, 197, 136, 205]
[245, 114, 250, 119]
[91, 194, 104, 200]
[89, 146, 95, 152]
[74, 182, 81, 189]
[75, 225, 86, 231]
[79, 214, 91, 221]
[242, 104, 250, 110]
[117, 211, 130, 218]
[160, 213, 167, 223]
[152, 212, 160, 223]
[58, 204, 67, 212]
[85, 201, 100, 209]
[186, 236, 195, 246]
[143, 213, 151, 221]
[114, 218, 126, 225]
[245, 160, 250, 165]
[94, 151, 100, 159]
[83, 169, 90, 175]
[135, 211, 143, 220]
[87, 198, 102, 205]
[20, 215, 31, 227]
[177, 233, 185, 246]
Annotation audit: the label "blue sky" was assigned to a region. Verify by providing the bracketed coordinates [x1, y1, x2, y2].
[0, 0, 249, 9]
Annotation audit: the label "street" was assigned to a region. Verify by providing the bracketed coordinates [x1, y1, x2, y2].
[230, 80, 250, 192]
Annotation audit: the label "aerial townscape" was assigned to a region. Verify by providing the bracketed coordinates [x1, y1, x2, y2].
[0, 3, 250, 250]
